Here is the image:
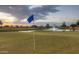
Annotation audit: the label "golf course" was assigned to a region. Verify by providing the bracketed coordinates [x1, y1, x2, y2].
[0, 31, 79, 54]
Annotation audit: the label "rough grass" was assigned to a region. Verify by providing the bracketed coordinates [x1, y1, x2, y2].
[0, 32, 79, 54]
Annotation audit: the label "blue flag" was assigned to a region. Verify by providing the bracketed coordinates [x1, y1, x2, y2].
[27, 15, 34, 23]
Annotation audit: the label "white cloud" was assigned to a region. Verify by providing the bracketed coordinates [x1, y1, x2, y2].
[29, 5, 42, 9]
[20, 19, 27, 22]
[35, 13, 78, 23]
[0, 12, 17, 23]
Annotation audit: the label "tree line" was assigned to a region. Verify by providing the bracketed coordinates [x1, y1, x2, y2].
[61, 20, 79, 31]
[0, 19, 79, 31]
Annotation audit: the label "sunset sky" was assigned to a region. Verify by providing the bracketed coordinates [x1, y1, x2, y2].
[0, 5, 79, 26]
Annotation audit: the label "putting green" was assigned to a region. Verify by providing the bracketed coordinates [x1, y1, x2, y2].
[0, 32, 79, 53]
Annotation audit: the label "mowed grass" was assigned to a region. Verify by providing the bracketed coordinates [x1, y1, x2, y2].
[0, 31, 79, 53]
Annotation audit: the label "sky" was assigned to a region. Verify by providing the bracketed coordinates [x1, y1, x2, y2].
[0, 5, 79, 26]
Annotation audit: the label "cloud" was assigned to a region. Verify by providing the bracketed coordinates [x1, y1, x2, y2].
[29, 5, 59, 19]
[0, 5, 78, 25]
[0, 5, 59, 20]
[35, 13, 79, 26]
[0, 12, 17, 23]
[0, 5, 61, 26]
[29, 5, 43, 10]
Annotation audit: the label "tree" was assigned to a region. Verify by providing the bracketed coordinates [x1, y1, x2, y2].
[70, 24, 77, 31]
[38, 26, 44, 30]
[4, 25, 9, 28]
[61, 22, 67, 29]
[0, 20, 3, 28]
[0, 20, 3, 25]
[45, 24, 51, 28]
[76, 20, 79, 26]
[31, 25, 38, 28]
[15, 25, 19, 28]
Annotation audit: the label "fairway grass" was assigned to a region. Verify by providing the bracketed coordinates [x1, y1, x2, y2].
[0, 32, 79, 53]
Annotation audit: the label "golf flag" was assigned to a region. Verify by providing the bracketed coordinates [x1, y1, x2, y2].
[27, 15, 34, 23]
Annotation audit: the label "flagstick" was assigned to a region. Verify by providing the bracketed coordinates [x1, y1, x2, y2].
[33, 19, 36, 51]
[27, 15, 36, 51]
